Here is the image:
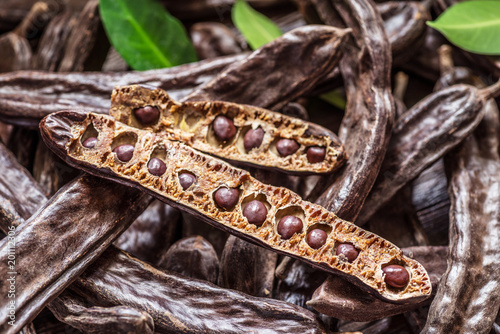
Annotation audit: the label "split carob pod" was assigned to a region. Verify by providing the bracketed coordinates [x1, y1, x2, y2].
[49, 291, 155, 334]
[40, 110, 431, 304]
[355, 81, 500, 225]
[0, 53, 247, 128]
[422, 92, 500, 333]
[110, 85, 345, 175]
[307, 246, 448, 321]
[0, 174, 151, 334]
[184, 25, 351, 111]
[0, 143, 327, 334]
[312, 0, 395, 222]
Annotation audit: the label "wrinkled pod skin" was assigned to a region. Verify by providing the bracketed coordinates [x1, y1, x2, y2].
[40, 110, 431, 304]
[355, 84, 486, 225]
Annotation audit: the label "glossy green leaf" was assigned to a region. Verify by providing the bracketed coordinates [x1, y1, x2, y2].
[320, 90, 346, 110]
[427, 1, 500, 55]
[99, 0, 197, 70]
[232, 0, 283, 50]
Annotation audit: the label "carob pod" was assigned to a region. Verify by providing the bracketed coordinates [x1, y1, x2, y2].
[157, 236, 219, 284]
[190, 22, 242, 60]
[57, 0, 109, 72]
[218, 235, 277, 297]
[72, 245, 329, 334]
[422, 90, 500, 333]
[312, 0, 395, 222]
[0, 175, 151, 334]
[355, 81, 500, 225]
[0, 142, 328, 334]
[0, 53, 247, 127]
[184, 25, 351, 111]
[33, 10, 77, 71]
[6, 127, 38, 172]
[307, 246, 448, 321]
[41, 111, 431, 304]
[110, 85, 345, 175]
[33, 140, 81, 195]
[114, 199, 181, 265]
[49, 291, 155, 334]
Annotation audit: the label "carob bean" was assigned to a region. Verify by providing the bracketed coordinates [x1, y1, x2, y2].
[312, 0, 396, 222]
[157, 236, 219, 284]
[49, 291, 155, 334]
[112, 144, 134, 162]
[244, 127, 264, 152]
[214, 187, 239, 210]
[382, 265, 409, 288]
[218, 235, 277, 297]
[147, 157, 166, 176]
[114, 199, 181, 265]
[40, 110, 431, 304]
[178, 172, 196, 190]
[0, 175, 151, 333]
[307, 246, 448, 322]
[277, 216, 303, 240]
[110, 85, 345, 175]
[276, 139, 299, 157]
[0, 53, 247, 127]
[212, 115, 236, 142]
[422, 87, 500, 334]
[306, 229, 328, 249]
[82, 137, 97, 148]
[242, 200, 268, 227]
[184, 25, 351, 111]
[133, 106, 160, 125]
[306, 146, 326, 163]
[335, 243, 358, 262]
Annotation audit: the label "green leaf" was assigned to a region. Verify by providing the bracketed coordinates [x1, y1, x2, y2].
[427, 0, 500, 55]
[320, 90, 346, 110]
[99, 0, 197, 70]
[232, 0, 283, 50]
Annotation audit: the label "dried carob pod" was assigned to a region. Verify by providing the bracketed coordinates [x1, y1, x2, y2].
[0, 175, 151, 334]
[49, 291, 155, 334]
[0, 31, 32, 73]
[355, 81, 500, 225]
[218, 235, 277, 297]
[72, 245, 329, 334]
[114, 199, 181, 265]
[312, 0, 395, 222]
[190, 22, 242, 60]
[33, 10, 77, 71]
[41, 111, 431, 304]
[422, 89, 500, 334]
[308, 246, 447, 321]
[57, 0, 109, 72]
[184, 25, 351, 111]
[158, 236, 219, 284]
[0, 53, 247, 127]
[110, 85, 345, 174]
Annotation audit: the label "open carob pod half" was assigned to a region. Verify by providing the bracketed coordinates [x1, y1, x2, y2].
[40, 110, 431, 304]
[110, 85, 346, 175]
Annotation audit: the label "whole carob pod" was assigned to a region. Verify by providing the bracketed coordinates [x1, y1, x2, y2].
[110, 85, 345, 174]
[40, 110, 431, 304]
